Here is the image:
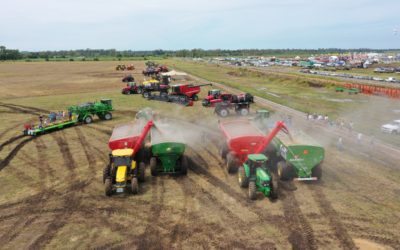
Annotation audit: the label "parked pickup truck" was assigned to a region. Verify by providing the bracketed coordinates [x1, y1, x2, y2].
[381, 120, 400, 134]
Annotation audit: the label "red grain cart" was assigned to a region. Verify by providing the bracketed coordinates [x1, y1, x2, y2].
[170, 83, 212, 101]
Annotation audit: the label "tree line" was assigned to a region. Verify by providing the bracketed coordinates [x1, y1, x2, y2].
[0, 45, 399, 61]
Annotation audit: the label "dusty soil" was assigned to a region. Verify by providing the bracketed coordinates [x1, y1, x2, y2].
[0, 61, 399, 249]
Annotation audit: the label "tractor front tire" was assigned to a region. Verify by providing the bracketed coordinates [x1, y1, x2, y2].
[150, 157, 158, 176]
[248, 181, 257, 200]
[143, 91, 150, 99]
[238, 166, 249, 188]
[277, 161, 293, 181]
[105, 178, 113, 196]
[218, 108, 229, 117]
[270, 173, 279, 200]
[226, 152, 237, 174]
[84, 116, 93, 124]
[104, 112, 112, 120]
[192, 94, 199, 101]
[239, 108, 249, 116]
[138, 162, 146, 182]
[181, 155, 188, 175]
[103, 165, 111, 183]
[131, 178, 139, 194]
[312, 164, 322, 180]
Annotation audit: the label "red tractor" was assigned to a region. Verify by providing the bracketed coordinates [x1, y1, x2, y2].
[142, 65, 169, 76]
[170, 83, 212, 101]
[219, 119, 289, 173]
[202, 89, 254, 107]
[122, 82, 143, 95]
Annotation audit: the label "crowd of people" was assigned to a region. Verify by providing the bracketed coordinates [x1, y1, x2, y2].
[36, 110, 72, 129]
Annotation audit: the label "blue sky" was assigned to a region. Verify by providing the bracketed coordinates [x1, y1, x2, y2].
[1, 0, 399, 51]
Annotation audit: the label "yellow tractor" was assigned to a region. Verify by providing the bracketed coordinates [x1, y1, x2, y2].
[103, 148, 145, 196]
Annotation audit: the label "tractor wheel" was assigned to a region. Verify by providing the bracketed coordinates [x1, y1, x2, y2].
[277, 161, 293, 181]
[238, 166, 249, 188]
[218, 108, 229, 117]
[270, 173, 279, 200]
[103, 165, 111, 183]
[160, 91, 168, 98]
[181, 155, 188, 175]
[312, 164, 322, 180]
[104, 112, 112, 120]
[131, 178, 139, 195]
[143, 91, 151, 99]
[226, 152, 237, 174]
[105, 178, 113, 196]
[248, 181, 257, 200]
[239, 108, 249, 116]
[84, 116, 93, 124]
[150, 157, 158, 176]
[192, 95, 199, 101]
[137, 88, 143, 94]
[138, 162, 146, 182]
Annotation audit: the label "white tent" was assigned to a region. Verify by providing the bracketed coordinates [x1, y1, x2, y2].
[160, 70, 187, 77]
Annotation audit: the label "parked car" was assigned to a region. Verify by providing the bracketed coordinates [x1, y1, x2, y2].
[385, 77, 397, 82]
[381, 120, 400, 134]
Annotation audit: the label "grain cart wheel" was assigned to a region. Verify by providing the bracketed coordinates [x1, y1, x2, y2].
[270, 173, 279, 200]
[239, 108, 249, 116]
[131, 178, 139, 194]
[103, 165, 111, 183]
[143, 91, 151, 99]
[181, 155, 188, 175]
[238, 166, 249, 188]
[219, 143, 228, 160]
[248, 181, 257, 200]
[104, 112, 112, 120]
[192, 94, 199, 101]
[226, 152, 237, 174]
[105, 178, 113, 196]
[277, 161, 293, 181]
[312, 164, 322, 180]
[150, 157, 158, 176]
[84, 116, 93, 124]
[218, 108, 229, 117]
[138, 162, 146, 182]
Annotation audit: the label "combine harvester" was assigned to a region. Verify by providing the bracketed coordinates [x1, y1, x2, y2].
[149, 123, 188, 176]
[23, 99, 113, 136]
[104, 119, 154, 196]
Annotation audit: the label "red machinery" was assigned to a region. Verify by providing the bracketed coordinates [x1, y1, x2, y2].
[202, 89, 254, 107]
[343, 83, 400, 99]
[109, 120, 154, 151]
[219, 119, 288, 173]
[170, 83, 212, 101]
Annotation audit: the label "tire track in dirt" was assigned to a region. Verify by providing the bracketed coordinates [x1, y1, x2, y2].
[0, 137, 34, 171]
[0, 103, 41, 115]
[51, 133, 76, 174]
[75, 127, 97, 169]
[0, 103, 49, 114]
[308, 184, 357, 249]
[33, 137, 56, 179]
[0, 134, 25, 152]
[281, 190, 317, 250]
[0, 124, 21, 141]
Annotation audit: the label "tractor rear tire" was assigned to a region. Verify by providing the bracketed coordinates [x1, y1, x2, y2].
[104, 112, 112, 120]
[239, 108, 249, 116]
[131, 178, 139, 195]
[270, 173, 279, 200]
[312, 164, 322, 180]
[238, 166, 249, 188]
[143, 91, 151, 99]
[181, 155, 188, 175]
[277, 161, 293, 181]
[248, 181, 257, 200]
[192, 94, 199, 101]
[226, 152, 237, 174]
[84, 116, 93, 124]
[218, 108, 229, 117]
[105, 178, 113, 196]
[103, 165, 111, 183]
[150, 157, 158, 176]
[219, 143, 228, 160]
[138, 162, 146, 182]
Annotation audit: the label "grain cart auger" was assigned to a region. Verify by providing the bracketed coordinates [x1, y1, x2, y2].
[103, 120, 154, 196]
[149, 124, 188, 176]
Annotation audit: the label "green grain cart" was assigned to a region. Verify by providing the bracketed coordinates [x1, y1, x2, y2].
[149, 124, 188, 176]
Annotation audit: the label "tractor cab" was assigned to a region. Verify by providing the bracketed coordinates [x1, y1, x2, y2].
[208, 89, 221, 98]
[171, 84, 183, 94]
[101, 99, 112, 107]
[246, 154, 268, 179]
[107, 149, 136, 194]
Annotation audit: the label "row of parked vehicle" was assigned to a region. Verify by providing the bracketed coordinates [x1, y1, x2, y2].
[300, 69, 400, 83]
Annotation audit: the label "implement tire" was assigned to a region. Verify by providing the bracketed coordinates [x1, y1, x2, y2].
[131, 178, 139, 195]
[143, 91, 151, 99]
[105, 178, 113, 196]
[219, 143, 228, 160]
[84, 115, 93, 124]
[270, 173, 279, 200]
[103, 165, 111, 184]
[181, 155, 188, 175]
[312, 164, 322, 180]
[138, 162, 146, 182]
[277, 161, 293, 181]
[238, 166, 249, 188]
[150, 157, 158, 176]
[226, 152, 238, 174]
[248, 181, 257, 200]
[104, 112, 112, 120]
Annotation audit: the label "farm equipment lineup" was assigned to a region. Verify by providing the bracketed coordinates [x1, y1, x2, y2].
[202, 89, 254, 107]
[116, 64, 135, 71]
[23, 99, 113, 136]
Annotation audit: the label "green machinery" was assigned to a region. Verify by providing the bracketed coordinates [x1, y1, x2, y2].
[238, 154, 278, 200]
[149, 124, 188, 176]
[23, 99, 113, 136]
[335, 86, 359, 94]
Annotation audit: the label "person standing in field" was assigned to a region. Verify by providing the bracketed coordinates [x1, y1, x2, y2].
[337, 136, 343, 151]
[357, 133, 362, 144]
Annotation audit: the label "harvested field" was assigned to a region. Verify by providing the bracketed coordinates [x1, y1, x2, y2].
[0, 61, 399, 249]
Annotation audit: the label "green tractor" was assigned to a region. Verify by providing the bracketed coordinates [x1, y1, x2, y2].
[149, 124, 188, 176]
[238, 154, 279, 200]
[69, 99, 113, 124]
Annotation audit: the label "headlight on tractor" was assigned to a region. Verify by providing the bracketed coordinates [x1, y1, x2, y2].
[262, 181, 270, 187]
